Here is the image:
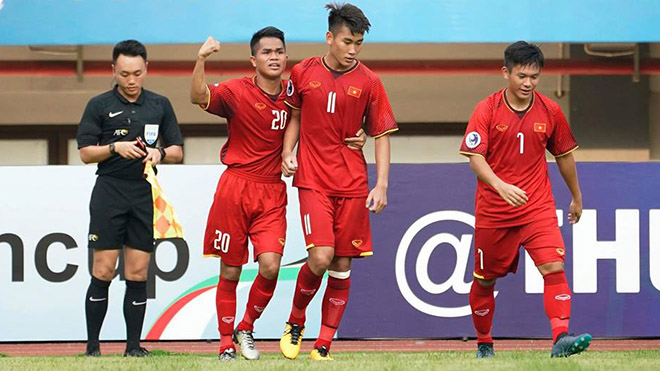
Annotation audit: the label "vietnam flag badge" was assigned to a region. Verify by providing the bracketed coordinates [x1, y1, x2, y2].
[534, 123, 547, 133]
[347, 86, 362, 98]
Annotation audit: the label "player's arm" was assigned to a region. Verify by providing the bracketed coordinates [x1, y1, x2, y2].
[555, 152, 582, 223]
[344, 128, 366, 150]
[190, 36, 221, 105]
[281, 109, 300, 177]
[366, 134, 390, 214]
[467, 155, 528, 207]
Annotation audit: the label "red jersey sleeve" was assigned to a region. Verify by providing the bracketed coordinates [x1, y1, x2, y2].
[459, 100, 491, 157]
[365, 76, 398, 138]
[547, 104, 578, 156]
[201, 81, 240, 118]
[284, 64, 303, 110]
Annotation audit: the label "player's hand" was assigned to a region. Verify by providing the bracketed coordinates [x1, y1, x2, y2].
[281, 152, 298, 177]
[344, 128, 367, 150]
[143, 147, 162, 165]
[568, 198, 582, 224]
[115, 141, 146, 159]
[366, 184, 388, 214]
[198, 36, 221, 59]
[495, 182, 528, 207]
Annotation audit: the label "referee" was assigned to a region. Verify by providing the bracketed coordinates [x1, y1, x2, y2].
[76, 40, 184, 357]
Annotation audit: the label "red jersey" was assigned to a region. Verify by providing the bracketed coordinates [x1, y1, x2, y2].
[459, 89, 578, 228]
[203, 77, 290, 182]
[285, 57, 398, 197]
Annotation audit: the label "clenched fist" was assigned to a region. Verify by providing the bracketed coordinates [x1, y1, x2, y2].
[198, 36, 221, 59]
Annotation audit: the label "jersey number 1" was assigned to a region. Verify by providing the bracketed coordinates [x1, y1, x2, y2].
[517, 132, 524, 154]
[327, 92, 336, 114]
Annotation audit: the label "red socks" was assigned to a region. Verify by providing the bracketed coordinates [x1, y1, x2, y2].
[288, 263, 323, 326]
[236, 273, 278, 332]
[216, 277, 238, 351]
[314, 274, 351, 350]
[543, 271, 571, 342]
[469, 280, 495, 344]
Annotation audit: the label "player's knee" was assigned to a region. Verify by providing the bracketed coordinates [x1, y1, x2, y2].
[259, 261, 280, 280]
[309, 253, 333, 273]
[537, 261, 564, 276]
[92, 264, 116, 281]
[220, 263, 242, 281]
[476, 278, 496, 287]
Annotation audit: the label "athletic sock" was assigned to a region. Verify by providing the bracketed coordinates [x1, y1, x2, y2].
[543, 271, 571, 343]
[85, 276, 111, 347]
[216, 277, 238, 351]
[288, 263, 323, 326]
[469, 280, 496, 344]
[314, 272, 351, 351]
[123, 280, 147, 351]
[236, 273, 278, 332]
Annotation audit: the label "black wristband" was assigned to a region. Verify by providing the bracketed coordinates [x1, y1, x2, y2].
[158, 147, 167, 160]
[109, 142, 117, 155]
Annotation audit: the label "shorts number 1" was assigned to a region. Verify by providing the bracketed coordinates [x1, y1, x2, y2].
[477, 248, 484, 270]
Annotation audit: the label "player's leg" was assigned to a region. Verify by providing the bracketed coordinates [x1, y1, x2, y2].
[523, 217, 591, 357]
[312, 256, 352, 361]
[84, 176, 126, 357]
[308, 196, 371, 360]
[471, 226, 522, 358]
[281, 188, 334, 359]
[217, 261, 242, 361]
[202, 171, 251, 361]
[122, 246, 152, 357]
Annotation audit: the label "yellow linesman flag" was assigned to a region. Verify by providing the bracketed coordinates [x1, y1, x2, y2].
[144, 162, 184, 239]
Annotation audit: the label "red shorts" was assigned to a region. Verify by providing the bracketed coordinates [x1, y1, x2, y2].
[473, 215, 565, 280]
[298, 188, 372, 257]
[203, 169, 287, 266]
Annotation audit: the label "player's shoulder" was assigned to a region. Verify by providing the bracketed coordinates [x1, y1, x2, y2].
[292, 57, 321, 73]
[533, 91, 561, 112]
[474, 90, 503, 113]
[88, 89, 115, 105]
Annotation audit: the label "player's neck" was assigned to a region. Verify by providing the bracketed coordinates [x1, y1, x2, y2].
[323, 53, 356, 72]
[504, 88, 532, 111]
[254, 74, 282, 95]
[116, 85, 142, 103]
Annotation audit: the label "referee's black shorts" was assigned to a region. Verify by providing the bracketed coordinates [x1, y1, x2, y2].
[87, 175, 154, 252]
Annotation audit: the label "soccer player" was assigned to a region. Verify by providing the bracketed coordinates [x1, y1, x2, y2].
[190, 28, 366, 361]
[279, 3, 397, 361]
[459, 41, 592, 358]
[77, 40, 184, 357]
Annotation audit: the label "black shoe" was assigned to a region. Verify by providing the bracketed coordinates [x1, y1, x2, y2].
[123, 346, 151, 357]
[476, 342, 495, 358]
[551, 333, 592, 358]
[85, 342, 101, 357]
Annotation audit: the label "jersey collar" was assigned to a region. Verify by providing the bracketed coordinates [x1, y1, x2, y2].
[113, 84, 145, 105]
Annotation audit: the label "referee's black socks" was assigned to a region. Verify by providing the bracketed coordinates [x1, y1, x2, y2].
[85, 276, 111, 348]
[124, 280, 147, 351]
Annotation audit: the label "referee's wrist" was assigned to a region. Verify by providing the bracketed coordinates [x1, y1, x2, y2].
[158, 146, 167, 160]
[109, 142, 117, 155]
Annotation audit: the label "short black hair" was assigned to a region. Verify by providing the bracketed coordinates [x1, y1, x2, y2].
[112, 40, 147, 63]
[504, 41, 544, 71]
[326, 2, 371, 35]
[250, 26, 286, 56]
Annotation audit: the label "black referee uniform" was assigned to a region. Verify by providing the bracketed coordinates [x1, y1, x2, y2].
[77, 85, 183, 252]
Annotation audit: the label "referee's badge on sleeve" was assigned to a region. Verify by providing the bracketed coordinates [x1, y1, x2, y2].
[144, 124, 159, 145]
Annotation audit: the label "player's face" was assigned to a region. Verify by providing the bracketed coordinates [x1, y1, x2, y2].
[250, 37, 287, 80]
[113, 55, 147, 101]
[502, 63, 541, 102]
[326, 25, 364, 70]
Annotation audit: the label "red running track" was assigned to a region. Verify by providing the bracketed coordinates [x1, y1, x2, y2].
[1, 339, 659, 357]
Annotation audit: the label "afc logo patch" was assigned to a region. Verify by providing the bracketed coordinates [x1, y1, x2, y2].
[465, 132, 481, 149]
[286, 80, 294, 96]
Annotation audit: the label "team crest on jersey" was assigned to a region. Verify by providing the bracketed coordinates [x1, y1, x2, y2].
[465, 132, 481, 149]
[144, 124, 159, 145]
[286, 80, 294, 96]
[278, 238, 286, 246]
[556, 248, 565, 256]
[534, 123, 547, 133]
[496, 124, 508, 132]
[254, 102, 267, 110]
[309, 81, 322, 88]
[351, 239, 363, 247]
[347, 86, 362, 98]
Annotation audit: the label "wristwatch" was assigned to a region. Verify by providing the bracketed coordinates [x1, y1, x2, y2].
[158, 147, 167, 160]
[109, 142, 117, 155]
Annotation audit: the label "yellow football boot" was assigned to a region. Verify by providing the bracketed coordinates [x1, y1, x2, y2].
[279, 322, 304, 359]
[310, 346, 333, 361]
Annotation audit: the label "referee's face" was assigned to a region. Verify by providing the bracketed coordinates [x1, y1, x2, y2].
[113, 54, 147, 102]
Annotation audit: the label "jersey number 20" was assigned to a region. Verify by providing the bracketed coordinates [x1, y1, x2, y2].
[271, 110, 287, 130]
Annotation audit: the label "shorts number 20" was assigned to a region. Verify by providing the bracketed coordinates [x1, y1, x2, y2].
[214, 230, 231, 253]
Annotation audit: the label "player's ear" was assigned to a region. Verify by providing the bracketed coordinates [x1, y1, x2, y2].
[250, 55, 257, 68]
[325, 31, 333, 46]
[501, 66, 509, 80]
[144, 60, 148, 73]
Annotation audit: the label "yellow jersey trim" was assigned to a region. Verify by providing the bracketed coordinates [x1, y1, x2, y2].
[203, 253, 220, 258]
[284, 100, 300, 110]
[373, 128, 399, 139]
[554, 146, 579, 158]
[359, 251, 374, 257]
[459, 151, 485, 159]
[473, 272, 485, 279]
[306, 243, 315, 250]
